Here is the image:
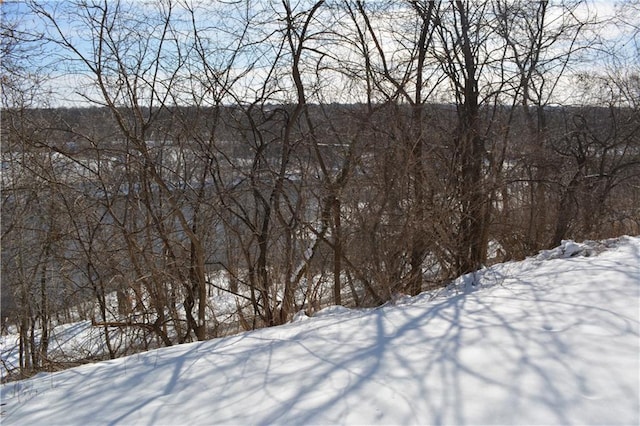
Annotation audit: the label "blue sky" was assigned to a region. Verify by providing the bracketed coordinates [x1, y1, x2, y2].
[2, 0, 637, 108]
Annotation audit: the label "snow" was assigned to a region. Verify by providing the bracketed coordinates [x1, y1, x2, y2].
[1, 236, 639, 425]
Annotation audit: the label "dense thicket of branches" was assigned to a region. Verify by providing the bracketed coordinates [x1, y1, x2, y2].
[2, 0, 639, 379]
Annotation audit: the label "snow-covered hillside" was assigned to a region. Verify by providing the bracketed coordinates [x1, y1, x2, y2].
[1, 237, 639, 425]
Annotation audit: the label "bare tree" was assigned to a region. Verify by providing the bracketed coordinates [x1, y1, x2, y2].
[2, 0, 639, 381]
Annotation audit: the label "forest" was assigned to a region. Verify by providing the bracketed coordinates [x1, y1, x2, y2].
[1, 0, 639, 380]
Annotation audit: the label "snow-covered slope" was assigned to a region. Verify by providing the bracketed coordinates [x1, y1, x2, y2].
[2, 237, 639, 425]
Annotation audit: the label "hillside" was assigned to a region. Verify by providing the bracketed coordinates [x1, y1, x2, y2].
[1, 237, 639, 425]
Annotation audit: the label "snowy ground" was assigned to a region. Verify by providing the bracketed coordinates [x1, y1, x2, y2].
[1, 237, 639, 425]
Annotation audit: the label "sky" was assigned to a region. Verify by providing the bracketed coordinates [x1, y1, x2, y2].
[1, 0, 637, 108]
